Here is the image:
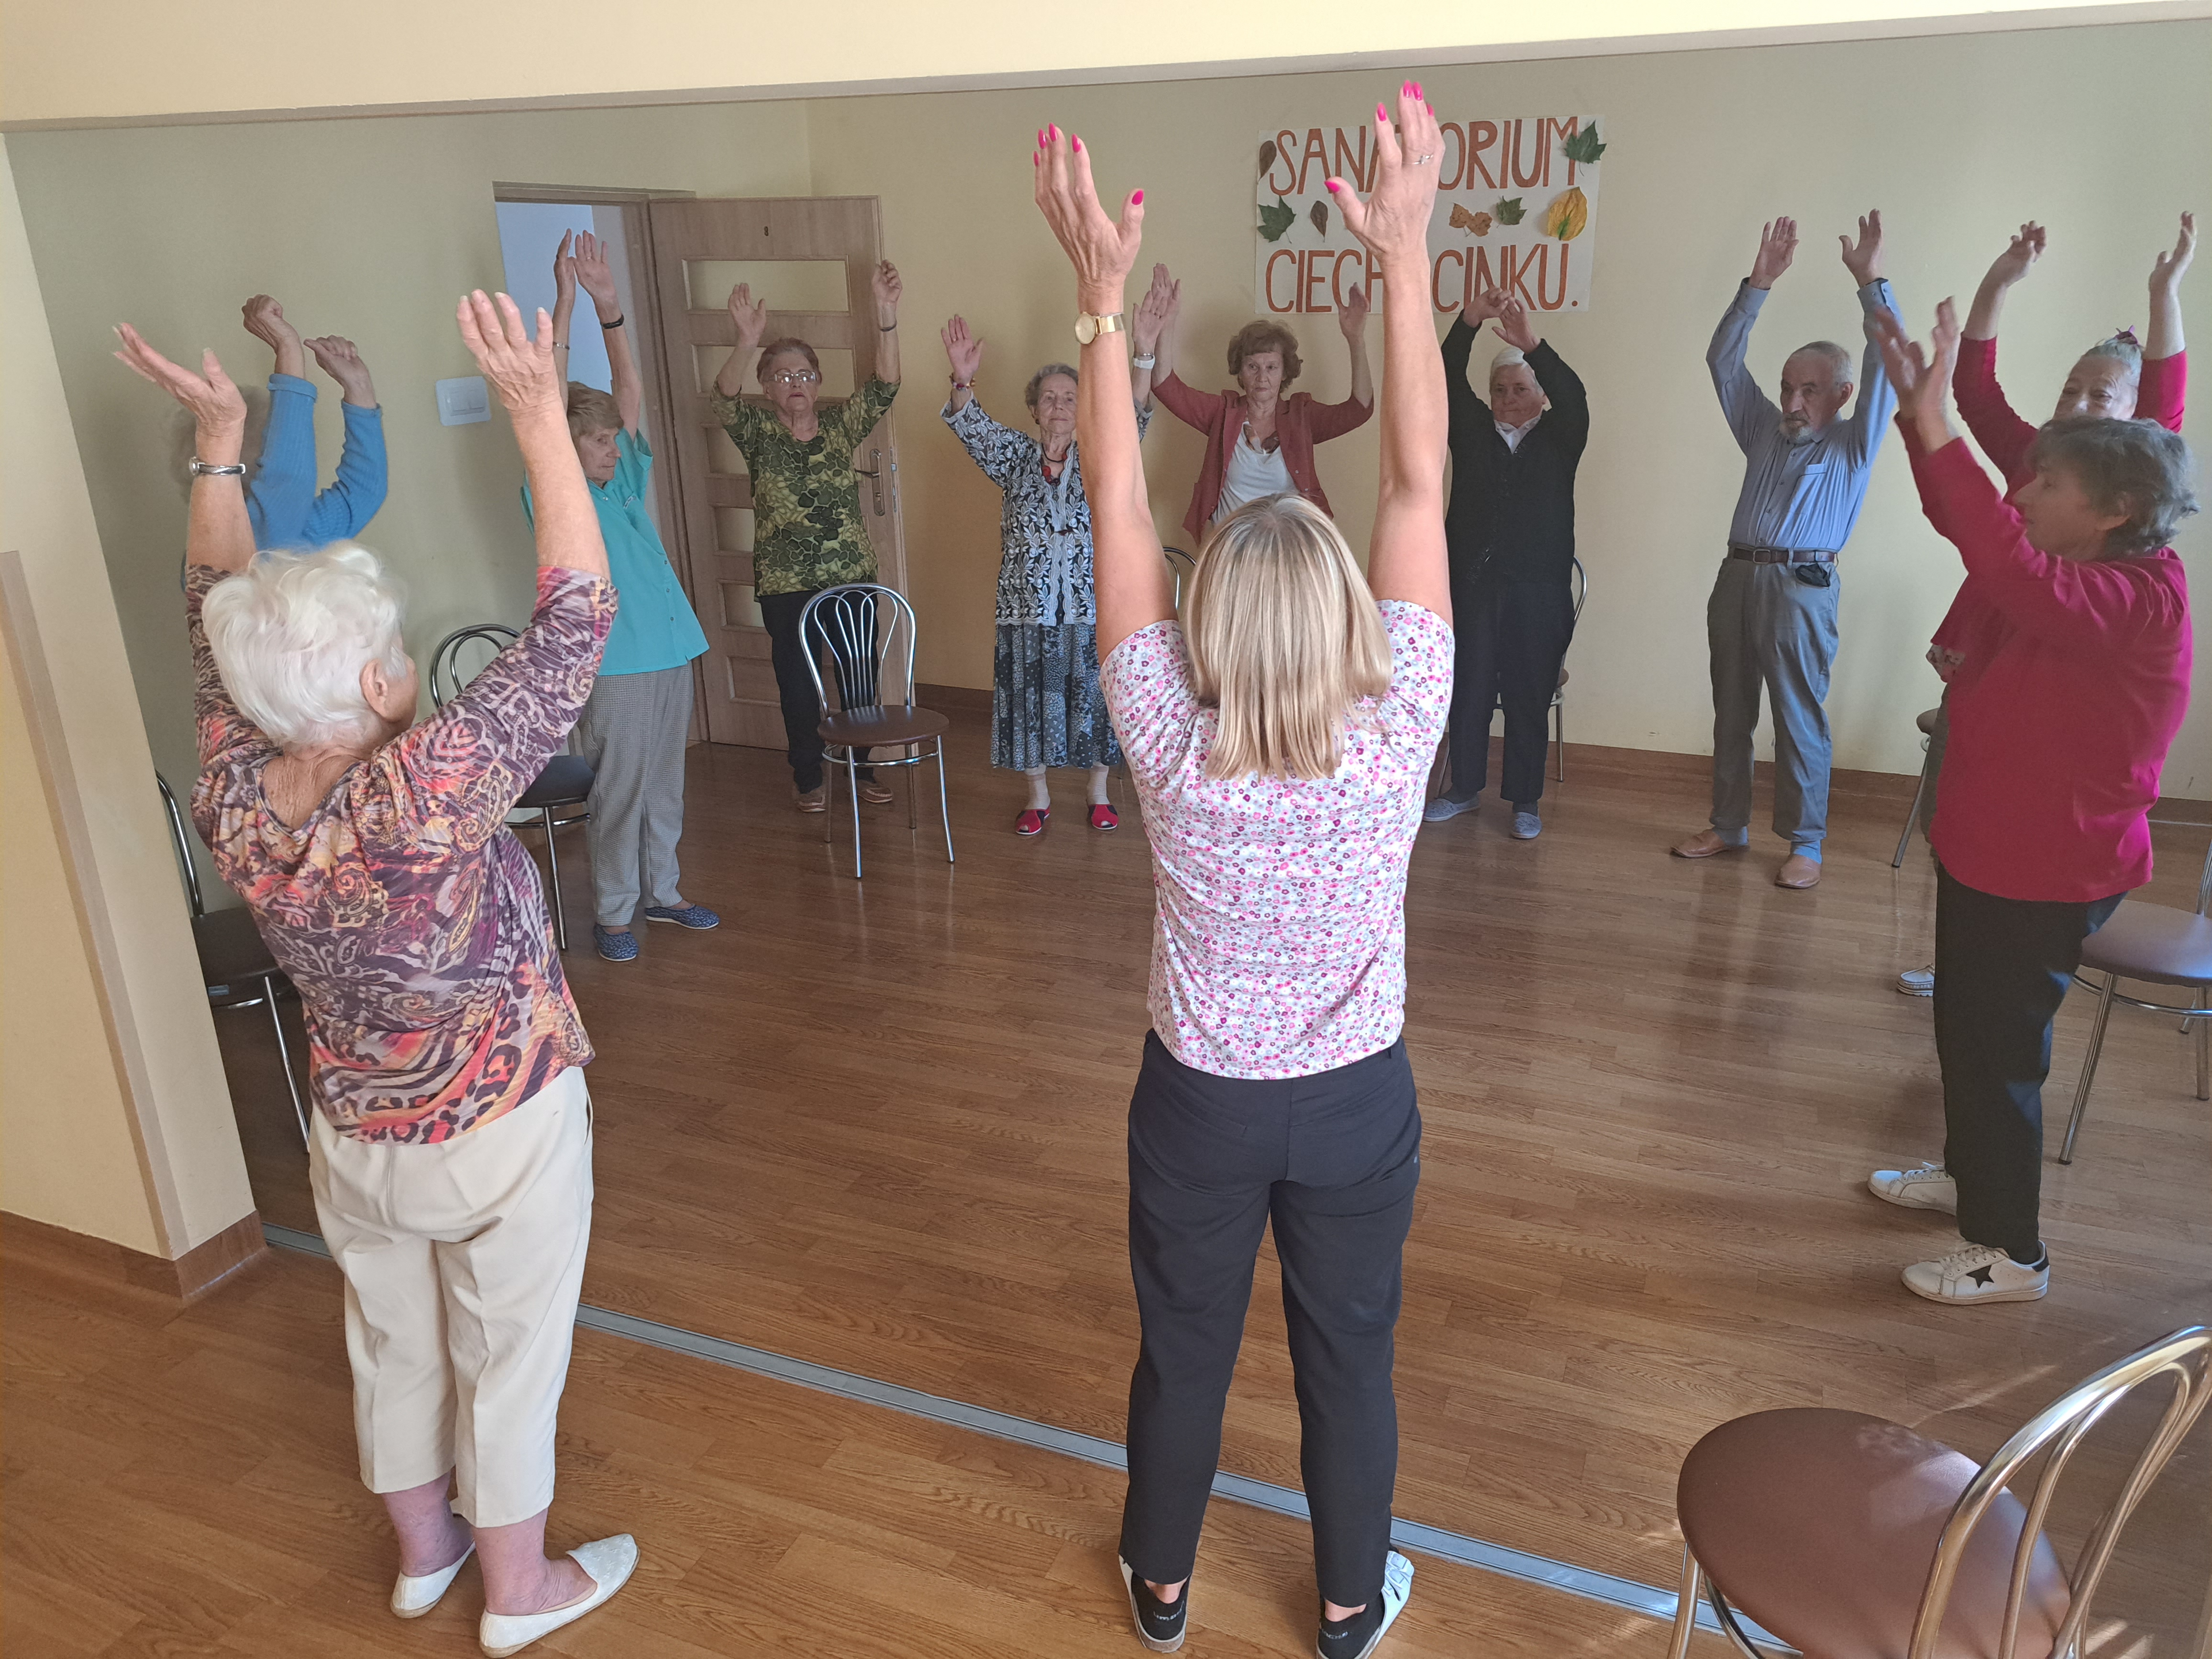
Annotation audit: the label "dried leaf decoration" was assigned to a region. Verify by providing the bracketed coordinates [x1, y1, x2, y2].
[1559, 122, 1606, 166]
[1259, 139, 1279, 178]
[1493, 197, 1526, 226]
[1544, 187, 1590, 242]
[1309, 200, 1330, 238]
[1258, 196, 1297, 243]
[1448, 204, 1494, 237]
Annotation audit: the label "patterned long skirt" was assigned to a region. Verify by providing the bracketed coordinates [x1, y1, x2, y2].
[992, 620, 1122, 771]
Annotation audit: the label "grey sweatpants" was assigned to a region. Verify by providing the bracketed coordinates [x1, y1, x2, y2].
[575, 664, 692, 929]
[1705, 558, 1841, 853]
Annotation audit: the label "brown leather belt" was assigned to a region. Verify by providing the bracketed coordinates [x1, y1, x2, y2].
[1728, 543, 1837, 564]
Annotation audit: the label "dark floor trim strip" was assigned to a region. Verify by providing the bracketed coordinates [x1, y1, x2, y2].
[260, 1221, 1778, 1646]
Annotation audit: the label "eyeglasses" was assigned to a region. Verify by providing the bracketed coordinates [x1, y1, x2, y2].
[769, 369, 821, 387]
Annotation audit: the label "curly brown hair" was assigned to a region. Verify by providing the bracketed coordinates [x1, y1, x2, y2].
[1226, 321, 1302, 386]
[757, 337, 821, 386]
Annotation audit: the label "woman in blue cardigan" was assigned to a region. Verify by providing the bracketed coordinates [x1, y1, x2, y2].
[237, 293, 388, 549]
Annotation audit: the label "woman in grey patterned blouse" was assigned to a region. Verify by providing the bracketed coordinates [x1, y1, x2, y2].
[939, 283, 1170, 835]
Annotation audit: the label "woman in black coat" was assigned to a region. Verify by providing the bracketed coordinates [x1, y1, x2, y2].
[1424, 291, 1589, 839]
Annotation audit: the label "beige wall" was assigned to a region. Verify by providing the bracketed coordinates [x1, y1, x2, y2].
[4, 0, 2191, 127]
[9, 102, 810, 872]
[813, 19, 2209, 789]
[0, 149, 255, 1255]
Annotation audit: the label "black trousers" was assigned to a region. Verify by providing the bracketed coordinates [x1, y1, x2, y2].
[1444, 578, 1576, 807]
[1933, 866, 2122, 1260]
[757, 588, 871, 793]
[1119, 1031, 1420, 1608]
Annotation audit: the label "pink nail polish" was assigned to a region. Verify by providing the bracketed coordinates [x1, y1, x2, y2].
[1132, 189, 1143, 203]
[1073, 135, 1083, 151]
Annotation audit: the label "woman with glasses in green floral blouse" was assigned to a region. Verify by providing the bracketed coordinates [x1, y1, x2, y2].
[711, 263, 904, 810]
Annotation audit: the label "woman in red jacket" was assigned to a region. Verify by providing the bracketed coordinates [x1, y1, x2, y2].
[1867, 299, 2194, 1308]
[1145, 263, 1374, 539]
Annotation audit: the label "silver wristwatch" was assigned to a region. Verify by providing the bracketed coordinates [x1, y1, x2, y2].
[1131, 353, 1158, 370]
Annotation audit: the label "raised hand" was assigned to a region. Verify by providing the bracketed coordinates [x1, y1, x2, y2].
[2150, 211, 2196, 299]
[1983, 222, 2046, 290]
[872, 260, 903, 321]
[455, 289, 561, 418]
[1033, 122, 1145, 313]
[572, 230, 619, 311]
[1462, 286, 1506, 328]
[1748, 218, 1798, 289]
[1338, 281, 1372, 339]
[1132, 265, 1178, 354]
[941, 315, 985, 382]
[726, 282, 769, 349]
[114, 324, 248, 439]
[1329, 82, 1443, 266]
[552, 232, 578, 306]
[303, 334, 377, 406]
[241, 294, 299, 353]
[1839, 209, 1884, 287]
[1869, 297, 1960, 447]
[1494, 296, 1540, 353]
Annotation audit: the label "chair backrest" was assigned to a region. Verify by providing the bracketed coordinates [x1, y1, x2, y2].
[796, 584, 917, 717]
[154, 771, 206, 919]
[1163, 546, 1197, 611]
[2196, 835, 2211, 918]
[1571, 555, 1588, 622]
[1909, 1324, 2211, 1659]
[428, 623, 520, 711]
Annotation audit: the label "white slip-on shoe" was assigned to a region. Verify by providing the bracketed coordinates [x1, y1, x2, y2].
[1318, 1551, 1415, 1659]
[1897, 965, 1935, 996]
[1118, 1556, 1188, 1653]
[392, 1542, 474, 1618]
[1902, 1242, 2048, 1306]
[1869, 1162, 1958, 1215]
[478, 1535, 638, 1657]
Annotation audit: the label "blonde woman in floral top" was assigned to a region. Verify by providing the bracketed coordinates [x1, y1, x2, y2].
[711, 263, 903, 810]
[1035, 91, 1451, 1659]
[116, 291, 638, 1655]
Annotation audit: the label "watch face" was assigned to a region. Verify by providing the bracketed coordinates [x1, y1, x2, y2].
[1073, 313, 1099, 346]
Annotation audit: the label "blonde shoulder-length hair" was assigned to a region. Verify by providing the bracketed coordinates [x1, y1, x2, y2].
[1184, 495, 1393, 781]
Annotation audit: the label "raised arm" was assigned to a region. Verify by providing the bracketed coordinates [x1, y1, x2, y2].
[1442, 286, 1501, 430]
[300, 334, 388, 542]
[1339, 282, 1374, 407]
[457, 290, 608, 581]
[1963, 221, 2043, 341]
[1836, 210, 1898, 462]
[1332, 84, 1449, 622]
[2146, 211, 2194, 362]
[569, 230, 641, 431]
[715, 283, 770, 399]
[872, 261, 904, 386]
[1130, 263, 1178, 409]
[1709, 219, 1792, 452]
[549, 232, 579, 385]
[1032, 123, 1172, 660]
[941, 314, 984, 414]
[115, 327, 253, 575]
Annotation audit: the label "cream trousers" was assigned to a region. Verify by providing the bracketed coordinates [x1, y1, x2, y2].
[309, 1066, 594, 1528]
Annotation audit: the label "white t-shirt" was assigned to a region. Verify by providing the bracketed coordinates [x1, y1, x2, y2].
[1099, 601, 1455, 1078]
[1213, 427, 1297, 522]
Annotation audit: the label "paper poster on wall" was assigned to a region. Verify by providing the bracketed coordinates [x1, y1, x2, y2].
[1254, 116, 1604, 318]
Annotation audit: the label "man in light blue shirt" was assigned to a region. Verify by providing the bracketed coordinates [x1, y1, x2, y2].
[1671, 211, 1899, 891]
[524, 231, 716, 962]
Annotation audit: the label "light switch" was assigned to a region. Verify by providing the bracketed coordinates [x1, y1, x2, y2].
[436, 376, 490, 425]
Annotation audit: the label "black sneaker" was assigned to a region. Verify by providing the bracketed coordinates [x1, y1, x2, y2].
[1117, 1558, 1187, 1653]
[1316, 1551, 1414, 1659]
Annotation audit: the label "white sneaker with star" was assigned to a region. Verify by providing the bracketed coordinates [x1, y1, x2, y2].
[1869, 1162, 1958, 1214]
[1902, 1242, 2048, 1305]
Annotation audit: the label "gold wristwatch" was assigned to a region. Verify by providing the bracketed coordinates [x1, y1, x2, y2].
[1073, 310, 1125, 346]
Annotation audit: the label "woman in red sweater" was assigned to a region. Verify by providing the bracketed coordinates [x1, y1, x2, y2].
[1867, 299, 2195, 1307]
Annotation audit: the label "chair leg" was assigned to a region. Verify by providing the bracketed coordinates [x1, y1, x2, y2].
[1553, 697, 1565, 783]
[2194, 990, 2208, 1103]
[264, 975, 311, 1151]
[1893, 747, 1931, 869]
[1665, 1547, 1701, 1659]
[907, 743, 918, 831]
[848, 751, 864, 880]
[2060, 973, 2120, 1164]
[823, 751, 837, 846]
[936, 737, 955, 865]
[541, 807, 567, 952]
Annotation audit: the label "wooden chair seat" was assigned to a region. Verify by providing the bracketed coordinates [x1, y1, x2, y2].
[818, 704, 951, 748]
[1677, 1408, 2068, 1659]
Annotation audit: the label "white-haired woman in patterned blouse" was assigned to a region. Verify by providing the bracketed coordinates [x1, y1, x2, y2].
[938, 282, 1170, 836]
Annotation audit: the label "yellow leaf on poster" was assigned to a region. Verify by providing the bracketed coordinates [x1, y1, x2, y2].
[1545, 187, 1590, 242]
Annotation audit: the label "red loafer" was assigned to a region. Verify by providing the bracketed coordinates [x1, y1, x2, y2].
[1015, 807, 1051, 837]
[1089, 803, 1119, 831]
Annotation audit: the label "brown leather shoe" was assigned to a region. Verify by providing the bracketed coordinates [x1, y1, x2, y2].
[1671, 828, 1747, 859]
[1775, 853, 1822, 889]
[858, 781, 895, 806]
[794, 786, 827, 813]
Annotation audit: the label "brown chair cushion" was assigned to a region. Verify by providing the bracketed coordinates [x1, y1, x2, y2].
[2079, 901, 2212, 989]
[193, 906, 279, 990]
[516, 752, 595, 811]
[1678, 1409, 2068, 1659]
[1917, 707, 1943, 735]
[818, 704, 950, 747]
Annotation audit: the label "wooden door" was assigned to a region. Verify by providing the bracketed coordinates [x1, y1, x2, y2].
[645, 197, 907, 749]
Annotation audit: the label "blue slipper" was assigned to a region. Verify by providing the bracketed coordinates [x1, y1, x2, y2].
[642, 904, 719, 930]
[594, 926, 639, 962]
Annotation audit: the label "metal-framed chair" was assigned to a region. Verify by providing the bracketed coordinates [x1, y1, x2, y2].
[428, 624, 595, 951]
[797, 584, 953, 881]
[1893, 705, 1946, 869]
[156, 773, 310, 1149]
[1547, 555, 1588, 783]
[2058, 833, 2212, 1162]
[1665, 1324, 2212, 1659]
[1163, 545, 1197, 610]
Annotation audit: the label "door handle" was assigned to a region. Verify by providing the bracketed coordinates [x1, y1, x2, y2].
[853, 447, 889, 514]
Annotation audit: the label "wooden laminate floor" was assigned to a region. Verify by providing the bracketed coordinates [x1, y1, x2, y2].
[213, 713, 2212, 1651]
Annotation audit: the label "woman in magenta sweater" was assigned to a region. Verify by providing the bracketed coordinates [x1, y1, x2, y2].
[1867, 299, 2194, 1308]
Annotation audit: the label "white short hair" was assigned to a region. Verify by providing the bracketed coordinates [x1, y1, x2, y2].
[200, 543, 409, 748]
[1490, 346, 1527, 374]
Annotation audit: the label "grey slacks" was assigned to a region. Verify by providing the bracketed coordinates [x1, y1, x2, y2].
[575, 663, 693, 929]
[1705, 559, 1840, 852]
